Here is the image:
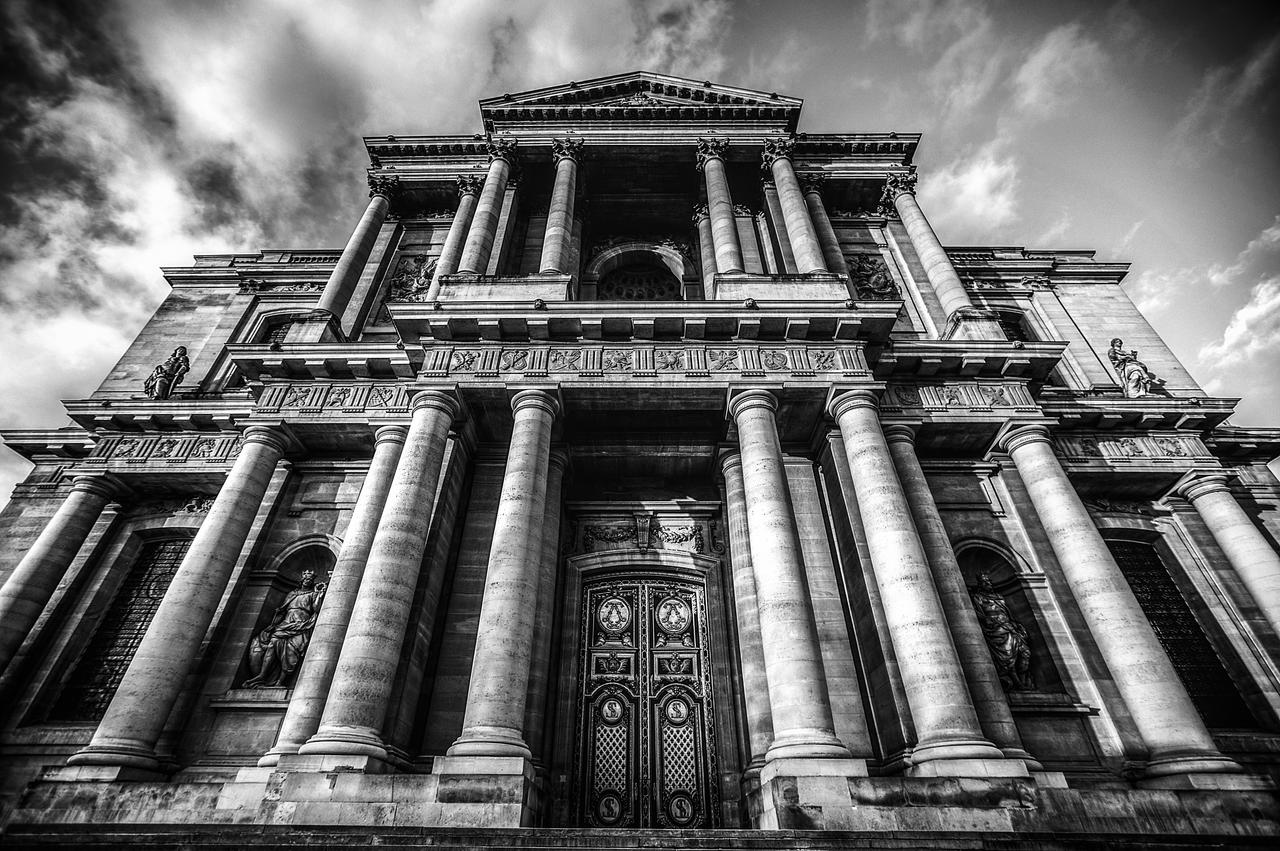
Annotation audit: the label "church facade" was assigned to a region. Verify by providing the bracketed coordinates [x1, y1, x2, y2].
[2, 72, 1280, 845]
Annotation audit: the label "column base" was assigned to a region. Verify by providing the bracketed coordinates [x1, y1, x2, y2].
[907, 738, 1028, 777]
[752, 757, 869, 830]
[65, 739, 162, 772]
[432, 755, 541, 827]
[1140, 751, 1245, 785]
[296, 725, 389, 761]
[275, 751, 393, 774]
[257, 742, 300, 767]
[446, 725, 533, 760]
[764, 729, 852, 762]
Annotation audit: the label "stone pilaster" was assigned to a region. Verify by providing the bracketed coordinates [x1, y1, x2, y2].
[0, 476, 123, 674]
[728, 390, 849, 761]
[719, 450, 775, 777]
[762, 138, 826, 274]
[457, 138, 517, 274]
[881, 171, 1003, 340]
[429, 175, 484, 297]
[696, 138, 745, 274]
[449, 389, 560, 759]
[883, 424, 1036, 768]
[299, 392, 460, 763]
[800, 174, 849, 277]
[1002, 425, 1240, 783]
[539, 139, 583, 275]
[69, 426, 289, 770]
[259, 425, 408, 766]
[1177, 473, 1280, 640]
[829, 393, 1005, 774]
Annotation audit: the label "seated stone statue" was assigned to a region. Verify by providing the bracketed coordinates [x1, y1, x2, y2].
[243, 569, 326, 688]
[143, 346, 190, 400]
[969, 573, 1034, 691]
[1107, 338, 1169, 398]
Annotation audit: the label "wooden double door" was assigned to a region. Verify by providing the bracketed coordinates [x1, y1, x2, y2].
[576, 572, 719, 828]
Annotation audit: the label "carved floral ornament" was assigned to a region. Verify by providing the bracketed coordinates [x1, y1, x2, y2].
[456, 174, 484, 196]
[551, 137, 585, 163]
[579, 516, 705, 554]
[486, 135, 519, 163]
[878, 169, 918, 214]
[367, 174, 402, 200]
[760, 136, 796, 167]
[694, 137, 729, 169]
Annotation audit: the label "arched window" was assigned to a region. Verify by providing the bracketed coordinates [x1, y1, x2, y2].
[1105, 539, 1255, 729]
[597, 261, 683, 301]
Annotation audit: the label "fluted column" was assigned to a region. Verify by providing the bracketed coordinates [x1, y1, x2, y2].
[829, 392, 1001, 770]
[883, 424, 1035, 767]
[315, 175, 400, 320]
[523, 448, 568, 762]
[800, 174, 849, 277]
[696, 138, 744, 274]
[1003, 425, 1239, 779]
[728, 390, 848, 761]
[450, 389, 559, 758]
[762, 138, 826, 274]
[259, 425, 407, 766]
[70, 426, 288, 769]
[299, 392, 459, 760]
[428, 176, 484, 298]
[539, 139, 583, 274]
[457, 138, 518, 274]
[719, 450, 775, 776]
[1177, 474, 1280, 640]
[881, 171, 1003, 340]
[0, 476, 123, 674]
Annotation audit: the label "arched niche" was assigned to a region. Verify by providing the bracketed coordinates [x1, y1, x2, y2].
[581, 242, 697, 301]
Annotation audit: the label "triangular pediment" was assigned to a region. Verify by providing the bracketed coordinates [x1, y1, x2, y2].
[479, 72, 801, 127]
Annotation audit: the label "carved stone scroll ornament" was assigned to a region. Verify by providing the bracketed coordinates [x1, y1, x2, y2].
[847, 254, 899, 299]
[1107, 338, 1171, 398]
[243, 569, 327, 688]
[583, 524, 638, 552]
[969, 573, 1034, 692]
[143, 346, 190, 400]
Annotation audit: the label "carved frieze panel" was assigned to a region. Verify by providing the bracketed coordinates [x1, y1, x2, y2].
[256, 382, 411, 414]
[86, 434, 241, 465]
[881, 382, 1036, 412]
[421, 343, 868, 380]
[1055, 433, 1210, 462]
[576, 514, 708, 555]
[129, 495, 216, 515]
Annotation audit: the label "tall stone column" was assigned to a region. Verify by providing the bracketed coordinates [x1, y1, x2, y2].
[539, 138, 583, 274]
[693, 204, 717, 294]
[457, 138, 518, 274]
[1002, 425, 1239, 780]
[761, 138, 826, 274]
[719, 450, 775, 776]
[800, 174, 849, 277]
[315, 175, 401, 321]
[0, 476, 123, 674]
[428, 175, 484, 298]
[1177, 474, 1280, 641]
[728, 390, 848, 761]
[69, 426, 288, 770]
[449, 390, 559, 759]
[258, 425, 407, 766]
[881, 171, 1003, 340]
[883, 424, 1035, 767]
[523, 448, 568, 762]
[829, 392, 1002, 771]
[299, 392, 460, 761]
[696, 138, 744, 274]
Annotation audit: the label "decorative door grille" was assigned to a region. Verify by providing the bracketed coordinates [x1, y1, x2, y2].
[576, 573, 719, 828]
[50, 538, 189, 722]
[1107, 539, 1254, 728]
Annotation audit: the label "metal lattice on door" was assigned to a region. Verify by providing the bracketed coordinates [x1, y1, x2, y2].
[577, 574, 719, 828]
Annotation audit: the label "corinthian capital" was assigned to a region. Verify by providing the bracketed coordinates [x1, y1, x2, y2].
[879, 169, 918, 213]
[760, 136, 796, 167]
[695, 137, 729, 171]
[368, 174, 402, 200]
[486, 136, 519, 164]
[456, 175, 484, 196]
[799, 173, 826, 195]
[691, 203, 709, 223]
[551, 137, 585, 164]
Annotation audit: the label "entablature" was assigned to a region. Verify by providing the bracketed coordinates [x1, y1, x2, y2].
[872, 340, 1064, 382]
[62, 399, 253, 433]
[1038, 395, 1236, 431]
[227, 342, 421, 381]
[0, 428, 97, 461]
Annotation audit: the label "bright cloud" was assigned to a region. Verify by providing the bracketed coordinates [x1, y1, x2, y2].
[917, 140, 1020, 243]
[1012, 23, 1106, 118]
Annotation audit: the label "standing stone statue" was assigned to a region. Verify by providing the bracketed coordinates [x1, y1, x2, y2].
[969, 573, 1034, 691]
[243, 569, 327, 688]
[1107, 338, 1168, 398]
[143, 346, 190, 400]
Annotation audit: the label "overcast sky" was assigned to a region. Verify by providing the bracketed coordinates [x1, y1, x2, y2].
[1, 0, 1278, 503]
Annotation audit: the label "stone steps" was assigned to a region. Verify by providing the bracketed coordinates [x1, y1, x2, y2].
[3, 827, 1277, 851]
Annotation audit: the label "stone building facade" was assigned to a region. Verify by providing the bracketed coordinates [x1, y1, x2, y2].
[2, 72, 1280, 845]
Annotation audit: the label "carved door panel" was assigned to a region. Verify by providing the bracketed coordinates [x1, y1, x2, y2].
[577, 574, 718, 828]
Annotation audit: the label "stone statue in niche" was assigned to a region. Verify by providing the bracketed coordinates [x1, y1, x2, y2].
[1107, 338, 1170, 398]
[969, 573, 1034, 691]
[847, 254, 900, 299]
[143, 346, 190, 400]
[243, 569, 327, 688]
